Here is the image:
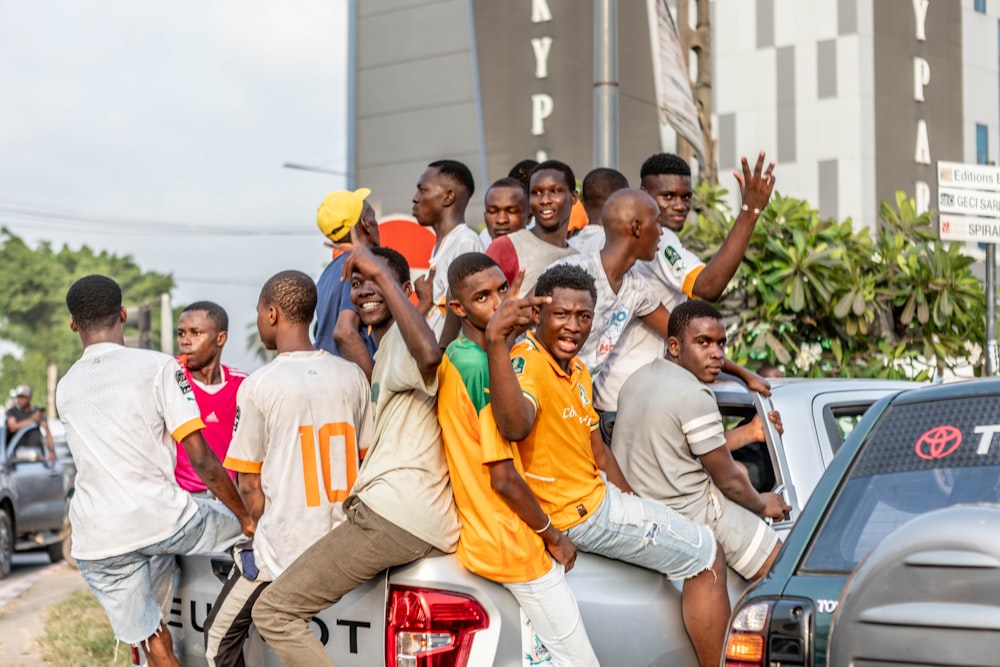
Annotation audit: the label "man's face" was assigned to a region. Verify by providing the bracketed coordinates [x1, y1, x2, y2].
[177, 310, 225, 371]
[641, 173, 693, 232]
[255, 298, 277, 351]
[412, 167, 448, 227]
[350, 258, 405, 328]
[635, 196, 662, 262]
[530, 169, 578, 233]
[449, 266, 509, 332]
[483, 186, 528, 239]
[15, 395, 30, 410]
[535, 287, 595, 368]
[669, 316, 726, 383]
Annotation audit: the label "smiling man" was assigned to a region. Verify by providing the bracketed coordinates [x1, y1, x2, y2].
[486, 160, 579, 295]
[486, 264, 731, 667]
[614, 300, 790, 582]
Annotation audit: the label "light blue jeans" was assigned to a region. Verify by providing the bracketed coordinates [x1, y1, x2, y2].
[566, 482, 717, 581]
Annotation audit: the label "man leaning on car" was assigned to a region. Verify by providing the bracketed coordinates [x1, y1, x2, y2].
[6, 384, 54, 464]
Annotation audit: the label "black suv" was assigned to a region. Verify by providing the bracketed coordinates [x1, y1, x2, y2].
[723, 378, 1000, 667]
[0, 424, 73, 577]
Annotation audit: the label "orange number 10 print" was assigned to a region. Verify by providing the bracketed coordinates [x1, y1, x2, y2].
[298, 422, 357, 507]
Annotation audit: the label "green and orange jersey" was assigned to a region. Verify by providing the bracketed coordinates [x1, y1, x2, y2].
[438, 335, 552, 584]
[511, 332, 606, 532]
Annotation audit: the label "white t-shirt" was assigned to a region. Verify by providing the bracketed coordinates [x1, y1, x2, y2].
[57, 343, 203, 560]
[224, 350, 373, 579]
[478, 227, 492, 250]
[548, 252, 661, 377]
[427, 224, 483, 337]
[353, 324, 460, 552]
[593, 229, 706, 411]
[568, 225, 606, 254]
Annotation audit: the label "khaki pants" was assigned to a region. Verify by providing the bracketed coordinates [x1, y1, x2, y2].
[252, 495, 434, 666]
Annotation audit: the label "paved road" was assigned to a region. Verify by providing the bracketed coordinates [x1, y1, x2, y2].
[0, 554, 88, 666]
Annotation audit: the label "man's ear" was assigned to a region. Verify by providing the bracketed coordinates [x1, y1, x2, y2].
[571, 189, 580, 205]
[69, 316, 79, 333]
[265, 304, 279, 326]
[120, 306, 127, 323]
[403, 282, 414, 297]
[666, 335, 681, 358]
[447, 299, 467, 318]
[216, 330, 229, 348]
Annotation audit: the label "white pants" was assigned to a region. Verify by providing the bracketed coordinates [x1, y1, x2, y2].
[503, 562, 599, 667]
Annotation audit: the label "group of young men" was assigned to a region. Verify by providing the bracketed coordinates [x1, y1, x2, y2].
[56, 150, 792, 667]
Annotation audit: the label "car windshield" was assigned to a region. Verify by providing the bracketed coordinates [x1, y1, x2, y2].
[801, 395, 1000, 574]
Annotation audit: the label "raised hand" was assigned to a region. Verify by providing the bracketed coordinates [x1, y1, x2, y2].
[338, 226, 383, 281]
[734, 151, 776, 216]
[413, 266, 436, 309]
[485, 270, 551, 343]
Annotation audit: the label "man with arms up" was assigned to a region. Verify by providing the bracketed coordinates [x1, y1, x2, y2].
[6, 384, 54, 463]
[204, 270, 372, 667]
[174, 301, 246, 495]
[616, 300, 791, 580]
[487, 264, 731, 667]
[57, 275, 254, 667]
[438, 253, 598, 666]
[253, 243, 461, 665]
[412, 159, 483, 338]
[314, 188, 381, 379]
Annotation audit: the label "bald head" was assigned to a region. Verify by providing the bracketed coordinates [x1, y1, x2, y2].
[602, 189, 659, 237]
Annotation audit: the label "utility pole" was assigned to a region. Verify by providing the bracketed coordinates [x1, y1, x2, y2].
[594, 0, 619, 169]
[677, 0, 717, 183]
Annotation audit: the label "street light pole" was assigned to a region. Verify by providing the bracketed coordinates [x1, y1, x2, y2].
[594, 0, 619, 169]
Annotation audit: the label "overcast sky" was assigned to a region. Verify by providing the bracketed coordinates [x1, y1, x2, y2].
[0, 0, 351, 372]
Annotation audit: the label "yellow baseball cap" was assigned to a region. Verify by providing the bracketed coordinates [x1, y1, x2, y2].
[316, 187, 372, 242]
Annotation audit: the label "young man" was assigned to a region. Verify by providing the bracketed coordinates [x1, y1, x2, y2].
[550, 189, 768, 441]
[57, 275, 254, 667]
[174, 301, 246, 494]
[438, 253, 598, 666]
[314, 187, 381, 379]
[616, 300, 791, 581]
[479, 177, 530, 249]
[487, 264, 731, 667]
[487, 160, 579, 296]
[412, 159, 483, 337]
[595, 151, 776, 416]
[567, 167, 629, 254]
[204, 270, 372, 667]
[5, 384, 54, 463]
[252, 244, 461, 666]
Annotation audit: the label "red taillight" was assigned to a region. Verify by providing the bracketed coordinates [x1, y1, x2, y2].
[386, 585, 489, 667]
[724, 600, 773, 667]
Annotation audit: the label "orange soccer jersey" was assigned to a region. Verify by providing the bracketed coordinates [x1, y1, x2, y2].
[437, 335, 552, 584]
[511, 332, 606, 532]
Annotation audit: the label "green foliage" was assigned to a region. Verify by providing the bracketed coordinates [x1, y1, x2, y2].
[0, 229, 174, 402]
[683, 186, 986, 380]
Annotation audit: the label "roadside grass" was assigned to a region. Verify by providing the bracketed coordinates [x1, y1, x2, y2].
[38, 589, 130, 666]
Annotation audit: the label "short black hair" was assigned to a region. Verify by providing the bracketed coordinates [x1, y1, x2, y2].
[531, 160, 576, 192]
[259, 270, 317, 325]
[66, 274, 122, 332]
[582, 168, 629, 208]
[508, 159, 539, 187]
[487, 177, 529, 197]
[182, 301, 229, 333]
[428, 159, 475, 198]
[640, 153, 691, 180]
[370, 247, 411, 284]
[447, 252, 500, 293]
[534, 264, 597, 304]
[667, 300, 723, 340]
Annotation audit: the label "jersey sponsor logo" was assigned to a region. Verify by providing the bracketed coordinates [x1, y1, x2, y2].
[232, 406, 241, 433]
[175, 370, 194, 396]
[577, 383, 590, 407]
[664, 245, 686, 271]
[204, 411, 219, 424]
[511, 357, 525, 374]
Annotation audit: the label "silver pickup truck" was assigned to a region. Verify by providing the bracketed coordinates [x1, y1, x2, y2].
[169, 377, 918, 666]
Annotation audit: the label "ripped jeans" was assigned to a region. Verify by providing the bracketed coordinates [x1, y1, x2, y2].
[565, 481, 717, 581]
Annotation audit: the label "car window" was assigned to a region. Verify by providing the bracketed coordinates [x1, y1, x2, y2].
[801, 395, 1000, 574]
[720, 404, 776, 493]
[822, 403, 875, 455]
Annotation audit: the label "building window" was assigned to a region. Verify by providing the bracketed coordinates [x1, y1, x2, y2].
[976, 0, 986, 13]
[977, 124, 990, 165]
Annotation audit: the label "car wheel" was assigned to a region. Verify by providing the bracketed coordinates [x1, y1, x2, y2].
[0, 509, 12, 579]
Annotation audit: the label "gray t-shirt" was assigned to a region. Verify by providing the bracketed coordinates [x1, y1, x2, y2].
[614, 357, 726, 514]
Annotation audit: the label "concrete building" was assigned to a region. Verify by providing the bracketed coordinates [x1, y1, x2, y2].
[351, 0, 999, 232]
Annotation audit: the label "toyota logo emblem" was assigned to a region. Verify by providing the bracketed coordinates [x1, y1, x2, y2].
[914, 426, 962, 460]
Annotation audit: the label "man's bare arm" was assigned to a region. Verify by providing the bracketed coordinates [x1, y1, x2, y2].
[181, 431, 255, 537]
[334, 310, 374, 380]
[590, 430, 635, 494]
[236, 472, 265, 523]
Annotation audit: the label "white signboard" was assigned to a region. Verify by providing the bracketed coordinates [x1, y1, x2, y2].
[939, 215, 1000, 243]
[938, 161, 1000, 192]
[938, 187, 1000, 219]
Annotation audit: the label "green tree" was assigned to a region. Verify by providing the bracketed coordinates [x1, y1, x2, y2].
[682, 188, 986, 380]
[0, 229, 174, 407]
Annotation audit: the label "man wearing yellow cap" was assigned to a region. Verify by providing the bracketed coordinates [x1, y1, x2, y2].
[314, 188, 381, 379]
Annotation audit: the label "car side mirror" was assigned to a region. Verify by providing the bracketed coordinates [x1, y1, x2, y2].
[12, 447, 43, 464]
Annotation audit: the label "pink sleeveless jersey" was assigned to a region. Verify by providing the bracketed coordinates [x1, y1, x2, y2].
[174, 365, 246, 492]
